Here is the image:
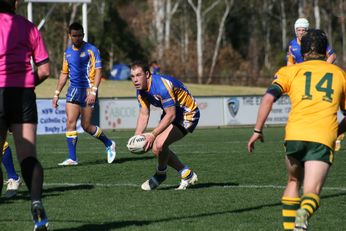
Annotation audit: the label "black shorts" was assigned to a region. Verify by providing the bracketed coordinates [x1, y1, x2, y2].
[172, 121, 188, 136]
[0, 88, 38, 129]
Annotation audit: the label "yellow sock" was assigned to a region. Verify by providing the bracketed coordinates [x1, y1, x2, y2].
[282, 197, 301, 231]
[301, 193, 320, 217]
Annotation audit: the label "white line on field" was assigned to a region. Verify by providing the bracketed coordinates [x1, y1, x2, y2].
[43, 182, 346, 191]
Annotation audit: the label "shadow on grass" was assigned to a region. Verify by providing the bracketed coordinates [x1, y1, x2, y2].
[49, 203, 282, 231]
[44, 184, 94, 193]
[51, 191, 346, 231]
[115, 156, 155, 164]
[159, 182, 239, 190]
[45, 156, 154, 170]
[0, 197, 15, 204]
[1, 184, 94, 202]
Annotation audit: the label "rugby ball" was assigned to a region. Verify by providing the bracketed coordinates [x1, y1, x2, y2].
[127, 135, 147, 154]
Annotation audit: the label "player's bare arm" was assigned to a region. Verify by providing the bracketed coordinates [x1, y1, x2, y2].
[86, 67, 102, 106]
[52, 72, 68, 108]
[247, 93, 275, 152]
[152, 106, 176, 137]
[93, 68, 102, 89]
[144, 106, 176, 150]
[135, 107, 150, 135]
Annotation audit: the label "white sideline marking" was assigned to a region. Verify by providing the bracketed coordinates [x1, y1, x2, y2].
[43, 182, 346, 191]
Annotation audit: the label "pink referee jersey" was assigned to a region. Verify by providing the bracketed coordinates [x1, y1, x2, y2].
[0, 12, 49, 88]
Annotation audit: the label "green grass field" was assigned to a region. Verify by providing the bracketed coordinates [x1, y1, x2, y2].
[2, 127, 346, 231]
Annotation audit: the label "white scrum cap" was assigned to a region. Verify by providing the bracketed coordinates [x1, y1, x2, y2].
[294, 18, 309, 30]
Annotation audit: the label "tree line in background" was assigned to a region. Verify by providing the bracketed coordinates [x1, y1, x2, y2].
[17, 0, 346, 86]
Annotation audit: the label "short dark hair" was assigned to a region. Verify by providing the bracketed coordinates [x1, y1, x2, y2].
[68, 22, 84, 34]
[301, 29, 328, 60]
[130, 60, 151, 74]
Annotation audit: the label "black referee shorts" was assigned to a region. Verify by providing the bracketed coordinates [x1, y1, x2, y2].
[0, 88, 38, 129]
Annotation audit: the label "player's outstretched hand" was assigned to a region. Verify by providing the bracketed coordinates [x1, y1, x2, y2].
[247, 133, 264, 153]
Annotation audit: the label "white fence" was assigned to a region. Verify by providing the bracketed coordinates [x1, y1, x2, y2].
[37, 96, 292, 134]
[36, 96, 345, 134]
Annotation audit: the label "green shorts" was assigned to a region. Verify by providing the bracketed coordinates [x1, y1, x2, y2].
[284, 141, 333, 164]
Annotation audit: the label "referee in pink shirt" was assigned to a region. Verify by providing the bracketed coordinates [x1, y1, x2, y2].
[0, 0, 49, 230]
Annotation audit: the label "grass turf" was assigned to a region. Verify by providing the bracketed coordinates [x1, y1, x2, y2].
[1, 127, 346, 230]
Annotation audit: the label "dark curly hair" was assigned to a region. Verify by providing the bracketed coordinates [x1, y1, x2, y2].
[301, 29, 328, 60]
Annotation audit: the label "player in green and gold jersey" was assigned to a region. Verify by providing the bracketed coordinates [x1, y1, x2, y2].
[247, 29, 346, 231]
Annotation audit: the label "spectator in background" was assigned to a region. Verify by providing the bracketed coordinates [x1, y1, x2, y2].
[0, 0, 50, 230]
[149, 60, 161, 74]
[52, 22, 116, 166]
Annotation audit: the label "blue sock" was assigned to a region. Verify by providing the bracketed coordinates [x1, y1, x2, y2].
[91, 126, 112, 147]
[66, 131, 78, 161]
[2, 145, 19, 180]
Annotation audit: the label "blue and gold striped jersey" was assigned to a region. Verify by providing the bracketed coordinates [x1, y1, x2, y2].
[287, 38, 335, 64]
[137, 74, 199, 130]
[62, 42, 102, 88]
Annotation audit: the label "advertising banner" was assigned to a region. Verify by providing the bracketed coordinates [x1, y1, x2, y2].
[196, 97, 224, 126]
[99, 99, 162, 129]
[37, 96, 344, 133]
[37, 100, 83, 135]
[99, 97, 225, 129]
[224, 95, 291, 125]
